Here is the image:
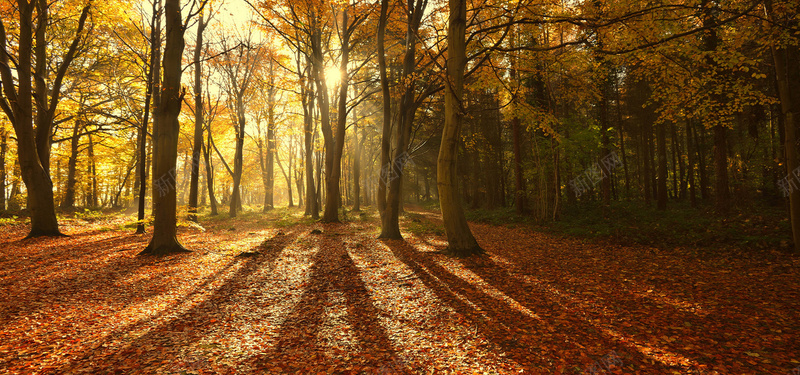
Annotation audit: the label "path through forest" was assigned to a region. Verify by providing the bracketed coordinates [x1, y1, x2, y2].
[0, 209, 798, 374]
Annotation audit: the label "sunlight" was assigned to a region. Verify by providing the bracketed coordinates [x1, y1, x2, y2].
[324, 66, 342, 88]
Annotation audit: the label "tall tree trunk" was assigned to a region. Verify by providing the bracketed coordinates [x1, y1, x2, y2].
[137, 0, 162, 233]
[641, 121, 652, 205]
[0, 4, 61, 237]
[0, 126, 6, 211]
[230, 96, 246, 217]
[674, 123, 686, 199]
[376, 0, 392, 216]
[768, 4, 800, 251]
[380, 0, 426, 239]
[321, 8, 354, 223]
[301, 59, 318, 218]
[266, 112, 276, 210]
[188, 14, 206, 222]
[512, 118, 526, 213]
[687, 119, 697, 207]
[438, 0, 482, 255]
[203, 129, 219, 215]
[713, 125, 730, 213]
[141, 0, 190, 255]
[61, 119, 82, 209]
[657, 123, 668, 210]
[701, 0, 729, 214]
[88, 134, 98, 208]
[353, 105, 361, 211]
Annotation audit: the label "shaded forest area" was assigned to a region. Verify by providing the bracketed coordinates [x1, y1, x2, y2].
[1, 0, 800, 372]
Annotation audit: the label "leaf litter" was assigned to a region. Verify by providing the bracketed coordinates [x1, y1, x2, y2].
[0, 209, 798, 374]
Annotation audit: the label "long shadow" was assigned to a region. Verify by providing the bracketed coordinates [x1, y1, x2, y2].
[462, 236, 800, 374]
[249, 225, 400, 373]
[383, 239, 658, 373]
[41, 231, 300, 374]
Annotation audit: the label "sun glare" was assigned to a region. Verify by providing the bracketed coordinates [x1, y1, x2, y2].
[324, 66, 343, 87]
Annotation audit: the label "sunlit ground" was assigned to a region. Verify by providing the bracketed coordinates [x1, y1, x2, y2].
[0, 207, 798, 374]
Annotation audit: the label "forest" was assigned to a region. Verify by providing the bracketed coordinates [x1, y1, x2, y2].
[1, 0, 799, 373]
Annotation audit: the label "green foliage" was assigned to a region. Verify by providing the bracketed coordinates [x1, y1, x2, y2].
[544, 201, 791, 252]
[0, 216, 19, 226]
[75, 208, 105, 222]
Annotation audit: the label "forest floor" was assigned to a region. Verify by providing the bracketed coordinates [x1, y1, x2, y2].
[0, 206, 799, 374]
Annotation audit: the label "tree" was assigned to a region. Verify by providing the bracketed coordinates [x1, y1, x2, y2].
[215, 32, 262, 218]
[141, 0, 205, 255]
[188, 12, 208, 221]
[0, 1, 90, 237]
[378, 0, 429, 239]
[437, 0, 482, 256]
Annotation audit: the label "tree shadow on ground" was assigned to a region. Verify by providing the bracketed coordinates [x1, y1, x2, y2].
[42, 230, 300, 374]
[248, 223, 402, 373]
[381, 237, 711, 373]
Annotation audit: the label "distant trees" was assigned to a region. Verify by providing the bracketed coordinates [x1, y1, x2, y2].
[1, 0, 799, 253]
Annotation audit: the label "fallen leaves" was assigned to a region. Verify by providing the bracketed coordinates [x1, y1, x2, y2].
[0, 208, 798, 374]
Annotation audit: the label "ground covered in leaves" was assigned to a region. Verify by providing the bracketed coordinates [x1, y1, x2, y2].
[0, 208, 799, 374]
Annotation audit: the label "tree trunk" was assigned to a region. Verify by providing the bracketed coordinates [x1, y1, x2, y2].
[713, 125, 730, 213]
[137, 0, 162, 233]
[657, 123, 668, 210]
[0, 4, 61, 237]
[203, 130, 219, 215]
[88, 134, 98, 208]
[61, 119, 81, 209]
[769, 15, 800, 251]
[141, 0, 189, 255]
[301, 59, 318, 218]
[380, 0, 426, 239]
[353, 105, 361, 211]
[512, 117, 526, 213]
[320, 8, 352, 223]
[188, 14, 206, 222]
[376, 0, 392, 216]
[686, 119, 697, 207]
[641, 121, 652, 205]
[438, 0, 482, 256]
[230, 97, 246, 217]
[0, 126, 6, 211]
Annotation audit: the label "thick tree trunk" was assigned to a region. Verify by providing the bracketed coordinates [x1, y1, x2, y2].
[0, 5, 61, 237]
[438, 0, 482, 256]
[380, 0, 425, 239]
[141, 0, 189, 255]
[321, 9, 352, 223]
[770, 23, 800, 252]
